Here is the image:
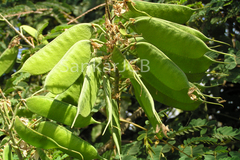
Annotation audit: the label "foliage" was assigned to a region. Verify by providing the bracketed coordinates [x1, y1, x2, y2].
[0, 0, 240, 160]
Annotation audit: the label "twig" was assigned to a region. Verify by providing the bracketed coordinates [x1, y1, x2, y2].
[0, 89, 6, 99]
[161, 139, 192, 158]
[67, 3, 106, 25]
[3, 8, 52, 18]
[0, 13, 35, 48]
[120, 118, 147, 131]
[105, 0, 111, 22]
[59, 10, 78, 24]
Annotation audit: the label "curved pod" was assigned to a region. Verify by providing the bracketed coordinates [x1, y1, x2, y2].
[0, 47, 18, 77]
[36, 121, 101, 160]
[45, 40, 92, 94]
[134, 42, 190, 91]
[138, 67, 193, 103]
[46, 75, 84, 106]
[130, 17, 226, 59]
[111, 46, 135, 79]
[26, 96, 99, 128]
[156, 18, 229, 46]
[143, 80, 202, 111]
[131, 75, 162, 132]
[123, 0, 195, 24]
[18, 23, 95, 75]
[14, 116, 60, 149]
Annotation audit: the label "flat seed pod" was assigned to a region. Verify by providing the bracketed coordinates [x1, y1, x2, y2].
[26, 96, 99, 128]
[18, 23, 96, 75]
[156, 18, 230, 46]
[130, 16, 230, 59]
[15, 117, 85, 159]
[72, 57, 102, 127]
[185, 72, 206, 82]
[111, 45, 135, 79]
[45, 40, 92, 94]
[0, 47, 18, 77]
[14, 116, 59, 149]
[123, 0, 195, 24]
[165, 52, 217, 74]
[131, 74, 162, 132]
[138, 67, 193, 103]
[36, 121, 102, 160]
[46, 74, 84, 106]
[134, 42, 190, 91]
[143, 80, 202, 111]
[129, 37, 220, 74]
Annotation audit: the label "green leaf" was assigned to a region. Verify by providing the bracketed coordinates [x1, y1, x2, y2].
[229, 151, 240, 158]
[122, 141, 141, 156]
[0, 137, 10, 146]
[149, 141, 176, 160]
[0, 46, 18, 77]
[204, 155, 216, 160]
[224, 53, 237, 70]
[20, 25, 38, 40]
[122, 155, 137, 160]
[215, 146, 228, 153]
[189, 118, 207, 126]
[137, 133, 146, 141]
[179, 144, 204, 158]
[37, 21, 49, 35]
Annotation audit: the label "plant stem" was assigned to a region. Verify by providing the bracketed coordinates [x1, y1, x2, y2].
[120, 118, 147, 131]
[0, 13, 35, 48]
[67, 3, 106, 25]
[0, 102, 23, 160]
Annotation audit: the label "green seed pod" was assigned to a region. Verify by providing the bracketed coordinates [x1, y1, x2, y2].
[130, 16, 231, 59]
[73, 57, 102, 127]
[14, 116, 60, 149]
[157, 18, 230, 46]
[46, 74, 84, 106]
[129, 37, 221, 74]
[0, 46, 18, 77]
[36, 121, 102, 160]
[45, 40, 92, 94]
[138, 66, 193, 103]
[185, 72, 206, 82]
[111, 45, 135, 79]
[123, 0, 195, 24]
[164, 52, 219, 74]
[130, 74, 162, 132]
[133, 41, 190, 91]
[142, 80, 202, 111]
[26, 96, 99, 128]
[18, 23, 97, 75]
